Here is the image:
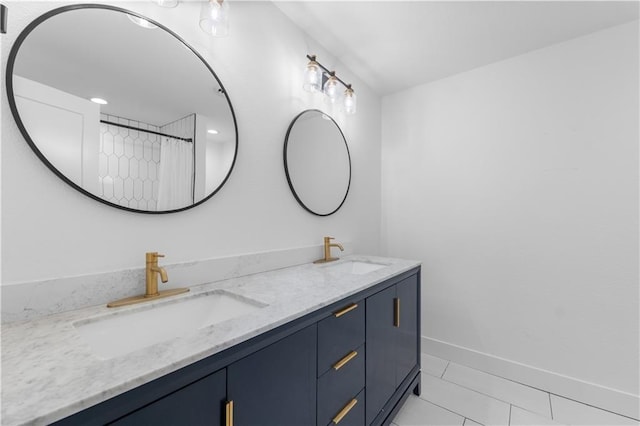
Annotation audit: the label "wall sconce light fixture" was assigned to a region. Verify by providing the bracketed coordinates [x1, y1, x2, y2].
[303, 55, 357, 115]
[199, 0, 229, 37]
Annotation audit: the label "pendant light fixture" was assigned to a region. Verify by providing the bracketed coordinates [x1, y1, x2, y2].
[302, 54, 357, 115]
[200, 0, 229, 37]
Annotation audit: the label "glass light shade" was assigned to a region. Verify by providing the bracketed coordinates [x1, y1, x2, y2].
[154, 0, 179, 7]
[303, 61, 322, 93]
[344, 88, 357, 114]
[199, 0, 229, 37]
[127, 15, 158, 29]
[323, 75, 340, 104]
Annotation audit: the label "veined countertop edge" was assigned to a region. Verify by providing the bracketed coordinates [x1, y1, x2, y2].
[1, 255, 421, 426]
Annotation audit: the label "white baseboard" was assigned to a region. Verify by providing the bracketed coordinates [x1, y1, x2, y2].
[422, 336, 640, 420]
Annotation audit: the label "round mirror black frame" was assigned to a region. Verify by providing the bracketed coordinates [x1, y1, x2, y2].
[5, 4, 238, 214]
[283, 109, 351, 217]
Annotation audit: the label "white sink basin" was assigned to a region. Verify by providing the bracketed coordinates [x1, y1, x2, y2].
[74, 291, 266, 359]
[324, 260, 387, 275]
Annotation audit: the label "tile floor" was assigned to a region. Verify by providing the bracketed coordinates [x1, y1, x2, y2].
[391, 353, 639, 426]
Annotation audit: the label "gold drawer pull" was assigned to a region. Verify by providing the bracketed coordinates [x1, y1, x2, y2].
[333, 350, 358, 370]
[225, 400, 234, 426]
[332, 398, 358, 424]
[394, 298, 400, 327]
[334, 303, 358, 318]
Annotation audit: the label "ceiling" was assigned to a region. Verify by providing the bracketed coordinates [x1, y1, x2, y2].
[274, 1, 639, 95]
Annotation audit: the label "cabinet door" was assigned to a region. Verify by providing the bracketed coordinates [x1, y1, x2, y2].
[395, 274, 419, 387]
[365, 285, 397, 425]
[227, 325, 317, 426]
[111, 368, 226, 426]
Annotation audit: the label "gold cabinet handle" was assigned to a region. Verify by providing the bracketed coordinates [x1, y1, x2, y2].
[225, 400, 234, 426]
[394, 298, 400, 327]
[333, 350, 358, 371]
[332, 398, 358, 424]
[334, 302, 358, 318]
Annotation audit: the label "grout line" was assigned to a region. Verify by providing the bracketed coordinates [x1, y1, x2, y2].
[415, 394, 477, 423]
[548, 393, 639, 422]
[508, 404, 512, 426]
[424, 355, 637, 424]
[430, 374, 512, 407]
[435, 359, 639, 422]
[441, 361, 451, 378]
[463, 417, 485, 426]
[438, 372, 550, 418]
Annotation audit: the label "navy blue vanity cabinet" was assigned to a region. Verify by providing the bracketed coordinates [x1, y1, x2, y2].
[227, 324, 317, 426]
[317, 300, 365, 425]
[365, 273, 420, 426]
[110, 368, 227, 426]
[52, 266, 420, 426]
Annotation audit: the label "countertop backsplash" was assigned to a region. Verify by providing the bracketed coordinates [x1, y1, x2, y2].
[1, 243, 352, 324]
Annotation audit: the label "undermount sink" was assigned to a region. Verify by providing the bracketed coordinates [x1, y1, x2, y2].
[324, 260, 387, 275]
[74, 291, 266, 360]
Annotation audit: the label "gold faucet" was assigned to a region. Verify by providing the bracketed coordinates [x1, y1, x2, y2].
[107, 252, 189, 308]
[314, 237, 344, 264]
[145, 252, 168, 297]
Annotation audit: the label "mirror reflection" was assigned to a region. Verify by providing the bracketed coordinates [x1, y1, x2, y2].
[284, 110, 351, 216]
[8, 5, 237, 212]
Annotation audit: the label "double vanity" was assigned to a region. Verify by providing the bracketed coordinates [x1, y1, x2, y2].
[3, 256, 421, 426]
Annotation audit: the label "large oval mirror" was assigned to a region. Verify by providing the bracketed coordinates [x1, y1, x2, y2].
[284, 110, 351, 216]
[6, 5, 237, 213]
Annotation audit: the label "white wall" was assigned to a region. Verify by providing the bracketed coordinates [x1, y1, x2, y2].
[1, 1, 381, 284]
[382, 21, 639, 412]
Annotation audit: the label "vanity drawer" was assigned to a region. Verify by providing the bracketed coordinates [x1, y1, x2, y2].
[324, 389, 365, 426]
[317, 300, 364, 376]
[317, 344, 365, 426]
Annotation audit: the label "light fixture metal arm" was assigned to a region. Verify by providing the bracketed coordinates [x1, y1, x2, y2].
[306, 54, 353, 92]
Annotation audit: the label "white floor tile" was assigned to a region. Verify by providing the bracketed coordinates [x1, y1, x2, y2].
[463, 419, 483, 426]
[420, 373, 511, 426]
[550, 395, 639, 425]
[510, 406, 566, 425]
[422, 353, 450, 378]
[443, 363, 551, 417]
[394, 395, 465, 426]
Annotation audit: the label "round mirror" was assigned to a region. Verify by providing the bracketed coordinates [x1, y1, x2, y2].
[6, 5, 237, 213]
[284, 110, 351, 216]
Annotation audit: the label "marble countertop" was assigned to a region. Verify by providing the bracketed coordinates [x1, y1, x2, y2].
[1, 255, 420, 426]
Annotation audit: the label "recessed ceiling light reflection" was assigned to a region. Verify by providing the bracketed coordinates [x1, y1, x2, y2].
[208, 129, 219, 135]
[90, 98, 108, 105]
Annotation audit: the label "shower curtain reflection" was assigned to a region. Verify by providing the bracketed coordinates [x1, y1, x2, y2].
[157, 137, 194, 210]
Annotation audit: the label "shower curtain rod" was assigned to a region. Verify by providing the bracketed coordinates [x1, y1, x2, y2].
[100, 120, 193, 142]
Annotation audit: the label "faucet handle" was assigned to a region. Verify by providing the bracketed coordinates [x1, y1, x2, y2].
[324, 236, 334, 241]
[146, 252, 165, 262]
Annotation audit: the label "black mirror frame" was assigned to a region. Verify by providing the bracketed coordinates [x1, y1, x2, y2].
[283, 109, 351, 217]
[5, 4, 238, 214]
